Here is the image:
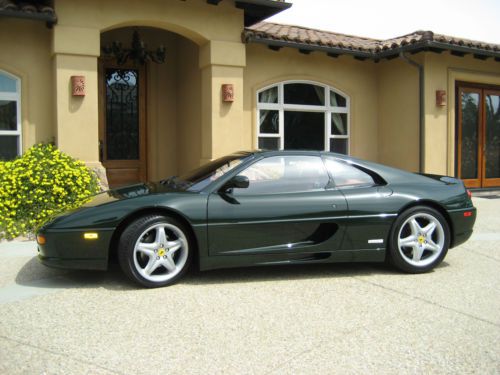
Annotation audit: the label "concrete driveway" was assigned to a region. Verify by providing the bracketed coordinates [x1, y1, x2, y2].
[0, 197, 499, 375]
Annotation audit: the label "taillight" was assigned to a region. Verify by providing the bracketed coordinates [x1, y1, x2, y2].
[467, 189, 472, 199]
[464, 211, 473, 217]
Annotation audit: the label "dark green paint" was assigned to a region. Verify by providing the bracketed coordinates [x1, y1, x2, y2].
[38, 151, 476, 273]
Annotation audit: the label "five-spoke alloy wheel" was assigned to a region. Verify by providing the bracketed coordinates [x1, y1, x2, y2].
[388, 206, 450, 273]
[118, 215, 193, 287]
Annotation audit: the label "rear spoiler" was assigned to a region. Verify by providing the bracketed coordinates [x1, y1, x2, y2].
[417, 173, 461, 185]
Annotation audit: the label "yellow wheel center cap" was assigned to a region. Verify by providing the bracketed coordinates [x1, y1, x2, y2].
[418, 236, 425, 245]
[158, 248, 166, 257]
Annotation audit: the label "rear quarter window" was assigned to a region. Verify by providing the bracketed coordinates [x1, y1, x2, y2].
[324, 157, 375, 188]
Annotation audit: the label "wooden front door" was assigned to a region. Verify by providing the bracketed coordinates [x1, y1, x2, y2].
[99, 61, 147, 188]
[456, 83, 500, 188]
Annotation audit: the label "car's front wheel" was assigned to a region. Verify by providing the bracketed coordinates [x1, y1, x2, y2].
[118, 215, 193, 287]
[388, 206, 450, 273]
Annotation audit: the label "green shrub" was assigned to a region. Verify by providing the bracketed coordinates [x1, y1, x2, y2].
[0, 143, 100, 240]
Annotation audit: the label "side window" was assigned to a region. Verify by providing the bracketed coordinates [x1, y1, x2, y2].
[235, 155, 329, 195]
[324, 157, 375, 188]
[0, 71, 21, 160]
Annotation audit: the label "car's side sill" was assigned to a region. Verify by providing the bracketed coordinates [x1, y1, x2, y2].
[199, 249, 385, 271]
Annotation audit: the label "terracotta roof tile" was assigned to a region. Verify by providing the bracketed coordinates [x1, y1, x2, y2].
[0, 0, 57, 25]
[243, 22, 500, 59]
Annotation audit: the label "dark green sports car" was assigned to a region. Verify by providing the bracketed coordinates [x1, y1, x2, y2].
[37, 150, 476, 288]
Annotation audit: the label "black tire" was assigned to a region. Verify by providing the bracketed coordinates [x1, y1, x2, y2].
[118, 215, 193, 288]
[388, 206, 450, 273]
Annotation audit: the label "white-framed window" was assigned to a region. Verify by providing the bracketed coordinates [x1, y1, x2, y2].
[256, 81, 350, 154]
[0, 71, 22, 160]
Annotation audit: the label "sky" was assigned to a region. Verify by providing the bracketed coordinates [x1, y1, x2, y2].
[267, 0, 500, 44]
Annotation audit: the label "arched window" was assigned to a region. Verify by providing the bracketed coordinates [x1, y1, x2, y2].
[0, 71, 21, 160]
[257, 81, 349, 154]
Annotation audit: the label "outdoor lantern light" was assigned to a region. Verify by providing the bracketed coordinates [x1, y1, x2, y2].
[71, 75, 85, 96]
[222, 84, 234, 102]
[101, 30, 166, 65]
[436, 90, 446, 106]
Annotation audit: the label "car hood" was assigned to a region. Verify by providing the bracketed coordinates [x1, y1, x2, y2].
[83, 181, 186, 208]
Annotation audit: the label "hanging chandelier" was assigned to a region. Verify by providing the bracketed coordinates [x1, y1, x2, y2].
[102, 30, 166, 65]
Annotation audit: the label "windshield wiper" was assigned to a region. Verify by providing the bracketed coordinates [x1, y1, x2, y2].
[160, 176, 178, 187]
[160, 176, 192, 189]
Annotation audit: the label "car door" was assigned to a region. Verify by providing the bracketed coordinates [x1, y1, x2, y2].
[207, 155, 348, 256]
[323, 156, 396, 251]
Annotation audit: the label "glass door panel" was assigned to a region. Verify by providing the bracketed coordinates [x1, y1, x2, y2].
[459, 91, 480, 181]
[105, 69, 139, 160]
[484, 92, 500, 179]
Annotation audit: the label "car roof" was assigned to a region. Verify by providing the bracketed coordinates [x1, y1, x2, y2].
[234, 149, 351, 160]
[229, 150, 438, 187]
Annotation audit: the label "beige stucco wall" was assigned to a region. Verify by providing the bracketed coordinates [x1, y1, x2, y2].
[373, 52, 500, 175]
[54, 0, 243, 45]
[423, 52, 500, 175]
[0, 19, 53, 149]
[198, 40, 246, 164]
[50, 0, 247, 180]
[243, 44, 379, 162]
[377, 57, 420, 171]
[3, 0, 499, 185]
[176, 38, 202, 175]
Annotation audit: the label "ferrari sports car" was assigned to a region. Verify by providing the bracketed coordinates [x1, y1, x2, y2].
[37, 150, 476, 288]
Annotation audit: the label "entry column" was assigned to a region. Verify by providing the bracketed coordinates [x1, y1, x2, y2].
[199, 40, 246, 164]
[52, 26, 107, 187]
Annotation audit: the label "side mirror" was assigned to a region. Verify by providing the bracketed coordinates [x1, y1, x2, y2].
[222, 175, 249, 191]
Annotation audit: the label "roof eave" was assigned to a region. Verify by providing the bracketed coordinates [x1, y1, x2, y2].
[244, 36, 374, 58]
[235, 0, 292, 27]
[0, 9, 57, 27]
[244, 35, 500, 61]
[427, 41, 499, 59]
[376, 40, 500, 59]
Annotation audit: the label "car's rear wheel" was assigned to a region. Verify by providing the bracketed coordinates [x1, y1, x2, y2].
[388, 206, 450, 273]
[118, 215, 192, 287]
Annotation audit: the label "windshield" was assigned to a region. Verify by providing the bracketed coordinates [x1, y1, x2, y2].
[175, 153, 251, 191]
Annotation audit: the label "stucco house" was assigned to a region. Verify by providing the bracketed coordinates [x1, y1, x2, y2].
[0, 0, 499, 189]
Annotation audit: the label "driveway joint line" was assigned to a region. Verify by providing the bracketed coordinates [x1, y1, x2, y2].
[461, 248, 500, 263]
[352, 276, 500, 328]
[264, 347, 315, 375]
[0, 334, 127, 375]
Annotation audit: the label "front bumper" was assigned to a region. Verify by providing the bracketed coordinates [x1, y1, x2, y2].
[37, 228, 114, 271]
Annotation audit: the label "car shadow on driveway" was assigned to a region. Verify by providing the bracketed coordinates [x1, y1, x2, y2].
[14, 257, 138, 291]
[14, 256, 447, 291]
[182, 262, 397, 286]
[181, 260, 446, 286]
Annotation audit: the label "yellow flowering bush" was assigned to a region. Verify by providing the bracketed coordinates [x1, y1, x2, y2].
[0, 143, 100, 240]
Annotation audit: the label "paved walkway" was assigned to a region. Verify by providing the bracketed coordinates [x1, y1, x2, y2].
[0, 198, 499, 374]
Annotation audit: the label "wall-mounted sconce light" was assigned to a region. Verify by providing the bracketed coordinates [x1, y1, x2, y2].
[71, 75, 85, 96]
[222, 84, 234, 102]
[436, 89, 446, 106]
